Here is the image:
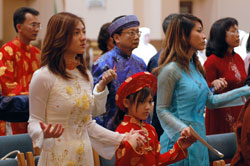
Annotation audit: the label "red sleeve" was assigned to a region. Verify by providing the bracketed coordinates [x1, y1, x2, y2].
[115, 140, 143, 166]
[0, 45, 23, 96]
[156, 140, 187, 165]
[204, 55, 219, 87]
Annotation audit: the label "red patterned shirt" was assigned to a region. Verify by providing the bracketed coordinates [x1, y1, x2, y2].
[0, 37, 40, 135]
[115, 115, 187, 166]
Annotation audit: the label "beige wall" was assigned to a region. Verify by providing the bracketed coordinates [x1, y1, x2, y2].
[2, 0, 27, 44]
[193, 0, 250, 36]
[65, 0, 134, 40]
[1, 0, 250, 44]
[0, 0, 54, 47]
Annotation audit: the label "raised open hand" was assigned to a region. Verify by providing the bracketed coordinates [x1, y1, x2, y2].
[40, 122, 64, 139]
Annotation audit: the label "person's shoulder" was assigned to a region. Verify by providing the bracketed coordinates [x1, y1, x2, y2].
[163, 61, 180, 71]
[0, 40, 14, 50]
[115, 122, 129, 133]
[32, 66, 54, 81]
[204, 54, 220, 65]
[30, 44, 41, 52]
[207, 54, 219, 60]
[131, 53, 146, 64]
[159, 62, 182, 77]
[93, 49, 114, 64]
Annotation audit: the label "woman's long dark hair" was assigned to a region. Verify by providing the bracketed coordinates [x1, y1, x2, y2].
[153, 14, 205, 77]
[41, 12, 89, 80]
[111, 87, 153, 130]
[206, 17, 238, 58]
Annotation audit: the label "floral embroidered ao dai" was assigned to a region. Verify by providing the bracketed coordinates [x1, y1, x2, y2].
[204, 52, 247, 135]
[28, 67, 124, 166]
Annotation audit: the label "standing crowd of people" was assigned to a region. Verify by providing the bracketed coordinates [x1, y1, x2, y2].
[0, 6, 250, 166]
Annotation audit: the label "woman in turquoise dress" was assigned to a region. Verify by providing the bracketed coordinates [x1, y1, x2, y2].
[153, 14, 250, 166]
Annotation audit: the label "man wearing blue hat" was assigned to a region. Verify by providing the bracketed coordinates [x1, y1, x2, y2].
[92, 15, 146, 131]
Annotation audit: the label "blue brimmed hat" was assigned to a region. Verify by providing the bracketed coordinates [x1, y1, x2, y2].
[108, 15, 140, 36]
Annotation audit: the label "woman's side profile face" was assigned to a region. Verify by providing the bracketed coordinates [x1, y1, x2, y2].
[225, 24, 240, 49]
[189, 21, 206, 51]
[65, 21, 87, 55]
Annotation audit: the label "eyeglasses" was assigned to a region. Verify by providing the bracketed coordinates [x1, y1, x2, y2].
[25, 23, 42, 29]
[122, 31, 142, 37]
[227, 29, 239, 35]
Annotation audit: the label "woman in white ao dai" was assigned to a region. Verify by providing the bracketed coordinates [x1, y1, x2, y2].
[28, 12, 144, 166]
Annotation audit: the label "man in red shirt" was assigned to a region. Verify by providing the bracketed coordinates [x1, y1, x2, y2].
[0, 7, 40, 136]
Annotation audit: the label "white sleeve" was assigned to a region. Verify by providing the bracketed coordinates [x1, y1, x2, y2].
[28, 67, 56, 150]
[87, 119, 124, 159]
[92, 83, 109, 117]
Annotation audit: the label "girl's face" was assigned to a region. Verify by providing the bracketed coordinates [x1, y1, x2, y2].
[65, 21, 86, 55]
[225, 24, 240, 49]
[125, 94, 153, 121]
[189, 21, 206, 51]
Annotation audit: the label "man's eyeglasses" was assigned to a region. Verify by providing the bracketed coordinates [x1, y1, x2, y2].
[26, 23, 42, 29]
[122, 31, 142, 37]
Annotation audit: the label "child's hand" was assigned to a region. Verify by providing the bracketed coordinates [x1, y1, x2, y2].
[97, 69, 117, 92]
[124, 128, 147, 150]
[40, 122, 64, 139]
[177, 135, 196, 150]
[180, 127, 193, 138]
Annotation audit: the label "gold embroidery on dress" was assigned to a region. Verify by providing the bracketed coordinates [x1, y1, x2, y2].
[77, 145, 84, 155]
[32, 61, 38, 71]
[28, 74, 32, 82]
[6, 82, 17, 89]
[121, 122, 128, 126]
[23, 61, 29, 71]
[13, 40, 21, 48]
[7, 93, 16, 96]
[4, 46, 13, 56]
[156, 144, 161, 153]
[66, 86, 73, 95]
[66, 160, 75, 166]
[0, 66, 7, 76]
[117, 147, 126, 159]
[20, 76, 27, 87]
[5, 60, 14, 72]
[0, 52, 3, 60]
[16, 51, 21, 61]
[20, 92, 29, 95]
[51, 149, 69, 166]
[25, 52, 31, 59]
[35, 53, 41, 62]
